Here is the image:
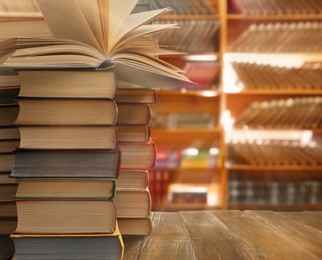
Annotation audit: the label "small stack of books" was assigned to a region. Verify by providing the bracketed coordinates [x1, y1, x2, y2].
[116, 82, 157, 236]
[0, 71, 19, 260]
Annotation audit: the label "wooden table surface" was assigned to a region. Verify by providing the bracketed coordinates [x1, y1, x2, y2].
[123, 210, 322, 260]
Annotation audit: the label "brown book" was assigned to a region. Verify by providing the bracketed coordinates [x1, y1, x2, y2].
[0, 139, 20, 153]
[18, 69, 117, 99]
[115, 88, 156, 104]
[119, 141, 156, 170]
[0, 87, 19, 104]
[0, 105, 19, 127]
[0, 173, 16, 184]
[11, 149, 120, 178]
[0, 201, 17, 217]
[117, 125, 150, 143]
[115, 188, 151, 218]
[117, 103, 150, 125]
[19, 126, 117, 149]
[15, 98, 117, 126]
[0, 153, 14, 172]
[118, 217, 151, 235]
[0, 127, 20, 140]
[0, 183, 17, 201]
[14, 199, 116, 234]
[14, 178, 116, 199]
[11, 224, 123, 260]
[0, 218, 17, 235]
[117, 170, 149, 189]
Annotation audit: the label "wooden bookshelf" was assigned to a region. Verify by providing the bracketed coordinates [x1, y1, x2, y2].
[222, 0, 322, 211]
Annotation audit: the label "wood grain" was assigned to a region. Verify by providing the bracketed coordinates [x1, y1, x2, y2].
[139, 212, 198, 259]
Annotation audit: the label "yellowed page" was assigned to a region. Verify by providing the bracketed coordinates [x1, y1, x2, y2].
[108, 0, 137, 54]
[36, 0, 102, 53]
[75, 0, 104, 53]
[115, 8, 170, 46]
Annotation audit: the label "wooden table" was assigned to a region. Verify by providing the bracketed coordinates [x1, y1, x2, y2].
[123, 210, 322, 259]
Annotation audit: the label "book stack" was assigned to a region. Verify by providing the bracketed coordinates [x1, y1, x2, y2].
[0, 0, 192, 257]
[228, 22, 322, 53]
[234, 96, 322, 129]
[229, 0, 322, 15]
[227, 138, 322, 166]
[139, 0, 217, 15]
[230, 61, 322, 90]
[9, 69, 124, 259]
[0, 71, 19, 260]
[116, 82, 157, 236]
[155, 19, 220, 53]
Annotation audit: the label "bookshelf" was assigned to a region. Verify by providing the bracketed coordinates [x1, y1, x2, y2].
[222, 0, 322, 210]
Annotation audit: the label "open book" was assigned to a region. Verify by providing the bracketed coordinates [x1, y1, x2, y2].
[0, 0, 194, 88]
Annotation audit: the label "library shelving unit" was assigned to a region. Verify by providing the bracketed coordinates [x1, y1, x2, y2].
[221, 0, 322, 210]
[148, 0, 226, 211]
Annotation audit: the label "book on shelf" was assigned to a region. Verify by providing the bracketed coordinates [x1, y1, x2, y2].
[228, 22, 322, 53]
[229, 61, 322, 91]
[11, 149, 121, 178]
[182, 61, 219, 90]
[117, 170, 149, 190]
[18, 125, 117, 150]
[14, 178, 116, 199]
[117, 125, 151, 143]
[155, 19, 219, 54]
[168, 183, 208, 204]
[149, 169, 171, 209]
[139, 0, 217, 15]
[15, 98, 117, 126]
[115, 188, 151, 218]
[14, 199, 116, 234]
[229, 0, 322, 15]
[11, 223, 124, 260]
[119, 141, 156, 170]
[234, 96, 322, 129]
[227, 139, 322, 166]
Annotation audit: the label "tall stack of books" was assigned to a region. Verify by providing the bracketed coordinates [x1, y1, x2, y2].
[116, 83, 157, 236]
[0, 0, 192, 258]
[0, 71, 19, 260]
[9, 68, 124, 259]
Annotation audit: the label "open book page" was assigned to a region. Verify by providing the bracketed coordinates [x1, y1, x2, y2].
[108, 0, 137, 53]
[36, 0, 102, 52]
